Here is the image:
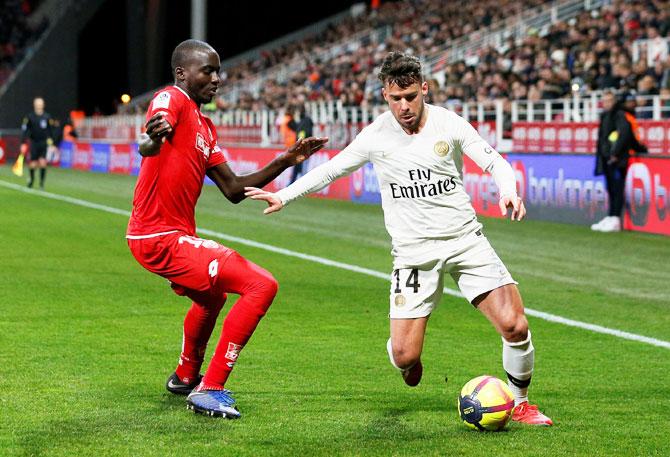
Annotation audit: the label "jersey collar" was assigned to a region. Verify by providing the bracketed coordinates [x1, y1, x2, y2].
[173, 85, 192, 100]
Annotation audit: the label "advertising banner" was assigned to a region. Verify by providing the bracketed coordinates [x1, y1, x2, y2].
[350, 162, 381, 204]
[222, 147, 351, 200]
[91, 143, 110, 173]
[513, 121, 670, 156]
[72, 142, 93, 171]
[624, 157, 670, 235]
[109, 144, 132, 174]
[462, 154, 506, 218]
[60, 141, 73, 168]
[55, 140, 667, 236]
[507, 154, 609, 224]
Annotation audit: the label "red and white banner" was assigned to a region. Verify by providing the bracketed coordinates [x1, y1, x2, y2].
[0, 139, 6, 165]
[462, 153, 506, 218]
[624, 157, 670, 236]
[73, 142, 93, 171]
[513, 121, 670, 156]
[222, 147, 351, 200]
[109, 144, 132, 174]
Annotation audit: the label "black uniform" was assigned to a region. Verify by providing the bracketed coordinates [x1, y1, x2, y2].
[595, 100, 646, 217]
[21, 112, 55, 161]
[289, 113, 314, 184]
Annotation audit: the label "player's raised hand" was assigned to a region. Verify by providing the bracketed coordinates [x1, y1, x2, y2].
[283, 137, 329, 165]
[499, 195, 526, 221]
[244, 187, 284, 214]
[145, 113, 173, 143]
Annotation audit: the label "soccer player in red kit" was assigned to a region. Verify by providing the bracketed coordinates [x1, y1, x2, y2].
[126, 39, 327, 419]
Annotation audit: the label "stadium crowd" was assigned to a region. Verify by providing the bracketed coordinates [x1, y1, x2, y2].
[218, 0, 670, 113]
[0, 0, 48, 87]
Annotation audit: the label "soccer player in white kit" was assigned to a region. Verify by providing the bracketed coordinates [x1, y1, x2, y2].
[245, 52, 552, 426]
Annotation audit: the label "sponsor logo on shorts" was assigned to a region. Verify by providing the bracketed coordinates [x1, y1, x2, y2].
[394, 294, 406, 307]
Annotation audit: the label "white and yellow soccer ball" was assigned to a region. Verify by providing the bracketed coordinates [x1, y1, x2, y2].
[458, 375, 515, 431]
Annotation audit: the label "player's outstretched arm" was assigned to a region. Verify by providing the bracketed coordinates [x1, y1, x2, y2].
[138, 113, 173, 157]
[243, 188, 283, 214]
[207, 136, 328, 204]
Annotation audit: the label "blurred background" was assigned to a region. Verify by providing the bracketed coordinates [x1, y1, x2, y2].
[1, 0, 668, 234]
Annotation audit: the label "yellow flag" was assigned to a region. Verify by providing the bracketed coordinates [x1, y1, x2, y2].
[12, 154, 24, 177]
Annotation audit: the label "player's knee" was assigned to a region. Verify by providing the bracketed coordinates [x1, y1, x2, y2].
[246, 270, 278, 312]
[392, 344, 421, 370]
[500, 314, 528, 342]
[257, 272, 278, 300]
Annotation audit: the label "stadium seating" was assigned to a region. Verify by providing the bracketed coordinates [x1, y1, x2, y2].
[0, 0, 48, 88]
[218, 0, 670, 112]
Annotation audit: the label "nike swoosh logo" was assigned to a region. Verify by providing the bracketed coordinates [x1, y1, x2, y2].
[167, 379, 185, 389]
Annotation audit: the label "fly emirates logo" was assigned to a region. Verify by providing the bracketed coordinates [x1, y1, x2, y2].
[389, 168, 456, 199]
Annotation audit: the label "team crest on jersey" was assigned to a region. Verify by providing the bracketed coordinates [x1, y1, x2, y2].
[434, 141, 450, 157]
[195, 132, 210, 158]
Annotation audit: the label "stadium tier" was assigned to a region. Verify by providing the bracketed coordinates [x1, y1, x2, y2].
[0, 0, 48, 87]
[209, 0, 670, 112]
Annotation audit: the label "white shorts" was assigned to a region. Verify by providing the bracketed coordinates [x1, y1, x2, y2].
[389, 229, 517, 319]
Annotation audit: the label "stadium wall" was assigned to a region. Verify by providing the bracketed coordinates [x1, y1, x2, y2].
[0, 0, 106, 128]
[56, 141, 669, 236]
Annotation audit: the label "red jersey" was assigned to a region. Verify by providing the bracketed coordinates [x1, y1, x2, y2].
[127, 86, 226, 237]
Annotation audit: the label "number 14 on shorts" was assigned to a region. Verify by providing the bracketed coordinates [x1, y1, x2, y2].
[390, 267, 441, 316]
[393, 268, 421, 293]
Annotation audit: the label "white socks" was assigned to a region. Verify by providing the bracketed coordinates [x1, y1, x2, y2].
[502, 330, 534, 405]
[386, 338, 402, 370]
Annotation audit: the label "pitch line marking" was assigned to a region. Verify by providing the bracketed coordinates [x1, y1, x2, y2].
[2, 179, 669, 350]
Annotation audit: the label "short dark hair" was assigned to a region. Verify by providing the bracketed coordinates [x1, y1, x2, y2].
[170, 39, 216, 74]
[377, 52, 423, 88]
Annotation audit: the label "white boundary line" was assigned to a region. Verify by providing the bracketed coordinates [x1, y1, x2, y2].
[2, 179, 669, 350]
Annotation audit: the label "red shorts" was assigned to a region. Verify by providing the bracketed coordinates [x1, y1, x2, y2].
[128, 231, 236, 302]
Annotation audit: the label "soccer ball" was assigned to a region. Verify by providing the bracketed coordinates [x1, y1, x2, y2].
[458, 375, 515, 431]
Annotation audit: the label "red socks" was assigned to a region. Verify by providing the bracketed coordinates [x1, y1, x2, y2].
[177, 252, 278, 389]
[175, 298, 225, 384]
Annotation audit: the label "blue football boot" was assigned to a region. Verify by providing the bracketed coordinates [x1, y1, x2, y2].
[186, 387, 241, 419]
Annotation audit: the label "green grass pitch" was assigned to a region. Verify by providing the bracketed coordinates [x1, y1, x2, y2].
[1, 166, 669, 456]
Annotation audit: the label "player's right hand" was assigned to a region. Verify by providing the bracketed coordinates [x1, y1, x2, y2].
[499, 195, 526, 221]
[244, 187, 284, 214]
[145, 113, 173, 143]
[284, 136, 329, 165]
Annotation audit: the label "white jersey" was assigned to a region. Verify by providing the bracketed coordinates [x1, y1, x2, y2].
[276, 104, 516, 259]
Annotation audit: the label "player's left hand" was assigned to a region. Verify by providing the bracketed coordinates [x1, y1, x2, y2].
[244, 187, 284, 214]
[283, 137, 329, 165]
[145, 113, 173, 143]
[499, 195, 526, 221]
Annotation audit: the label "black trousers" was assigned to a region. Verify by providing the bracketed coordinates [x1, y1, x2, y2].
[603, 162, 628, 217]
